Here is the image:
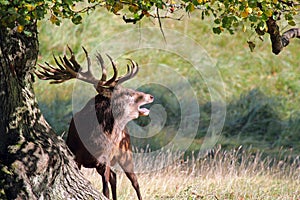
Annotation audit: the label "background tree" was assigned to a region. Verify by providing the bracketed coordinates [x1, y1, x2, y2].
[178, 0, 300, 54]
[111, 0, 300, 54]
[0, 0, 299, 199]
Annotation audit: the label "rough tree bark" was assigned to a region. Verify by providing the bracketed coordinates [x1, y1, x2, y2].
[0, 24, 105, 199]
[266, 17, 300, 55]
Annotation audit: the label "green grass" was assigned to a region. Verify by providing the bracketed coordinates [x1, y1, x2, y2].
[35, 7, 300, 199]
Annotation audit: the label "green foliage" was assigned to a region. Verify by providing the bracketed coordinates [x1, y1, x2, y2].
[1, 0, 298, 44]
[34, 80, 74, 137]
[223, 89, 281, 140]
[191, 89, 300, 156]
[0, 0, 82, 30]
[39, 98, 72, 137]
[193, 0, 298, 34]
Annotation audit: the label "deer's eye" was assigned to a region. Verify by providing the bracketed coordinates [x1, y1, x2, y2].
[135, 95, 143, 103]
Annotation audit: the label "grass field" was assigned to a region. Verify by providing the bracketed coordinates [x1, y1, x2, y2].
[35, 7, 300, 199]
[82, 146, 300, 199]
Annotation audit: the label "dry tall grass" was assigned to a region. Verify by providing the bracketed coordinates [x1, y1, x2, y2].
[82, 146, 300, 199]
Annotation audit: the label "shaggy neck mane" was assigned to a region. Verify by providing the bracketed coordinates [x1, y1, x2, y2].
[94, 94, 115, 134]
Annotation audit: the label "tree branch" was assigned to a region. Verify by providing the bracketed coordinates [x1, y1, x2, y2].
[123, 13, 144, 24]
[156, 7, 167, 43]
[266, 18, 283, 54]
[266, 18, 300, 55]
[281, 28, 300, 47]
[278, 0, 300, 7]
[74, 3, 102, 14]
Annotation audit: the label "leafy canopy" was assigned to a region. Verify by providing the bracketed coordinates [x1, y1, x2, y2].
[0, 0, 299, 50]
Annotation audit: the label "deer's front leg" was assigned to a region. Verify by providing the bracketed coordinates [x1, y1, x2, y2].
[109, 170, 117, 200]
[118, 151, 142, 200]
[124, 171, 142, 200]
[96, 164, 110, 198]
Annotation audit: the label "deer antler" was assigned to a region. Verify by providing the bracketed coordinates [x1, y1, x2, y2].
[117, 59, 139, 84]
[36, 46, 98, 85]
[36, 46, 139, 93]
[95, 52, 107, 82]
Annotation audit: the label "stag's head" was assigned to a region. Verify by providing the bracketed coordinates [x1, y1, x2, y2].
[36, 46, 154, 125]
[111, 87, 154, 123]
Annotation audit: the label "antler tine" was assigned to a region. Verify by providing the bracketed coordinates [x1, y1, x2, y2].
[36, 46, 99, 85]
[67, 45, 81, 72]
[117, 64, 133, 84]
[61, 55, 78, 78]
[35, 62, 74, 84]
[78, 46, 99, 85]
[104, 54, 118, 87]
[128, 59, 139, 77]
[117, 59, 139, 85]
[53, 54, 66, 71]
[96, 52, 107, 81]
[81, 46, 91, 72]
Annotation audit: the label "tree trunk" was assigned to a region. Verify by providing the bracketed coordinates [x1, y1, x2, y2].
[267, 17, 300, 55]
[0, 24, 104, 199]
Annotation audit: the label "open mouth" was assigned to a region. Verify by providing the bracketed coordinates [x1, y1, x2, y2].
[138, 96, 154, 116]
[138, 108, 150, 116]
[138, 106, 150, 116]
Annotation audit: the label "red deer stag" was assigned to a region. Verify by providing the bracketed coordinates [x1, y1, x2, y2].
[36, 46, 153, 200]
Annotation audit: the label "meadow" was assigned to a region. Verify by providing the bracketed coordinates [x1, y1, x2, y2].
[35, 8, 300, 199]
[83, 146, 300, 199]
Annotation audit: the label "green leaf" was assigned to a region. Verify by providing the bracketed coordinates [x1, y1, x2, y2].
[134, 13, 140, 20]
[257, 21, 266, 31]
[214, 18, 221, 24]
[0, 0, 10, 5]
[222, 16, 232, 29]
[204, 10, 210, 17]
[288, 20, 296, 26]
[285, 13, 293, 20]
[213, 26, 222, 34]
[249, 15, 257, 22]
[155, 1, 164, 9]
[248, 0, 257, 8]
[201, 11, 205, 20]
[71, 14, 82, 24]
[192, 0, 199, 6]
[186, 3, 195, 12]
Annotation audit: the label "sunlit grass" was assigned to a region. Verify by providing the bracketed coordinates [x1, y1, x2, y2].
[82, 146, 300, 199]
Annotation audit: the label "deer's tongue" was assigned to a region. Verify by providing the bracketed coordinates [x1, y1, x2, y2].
[138, 107, 150, 116]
